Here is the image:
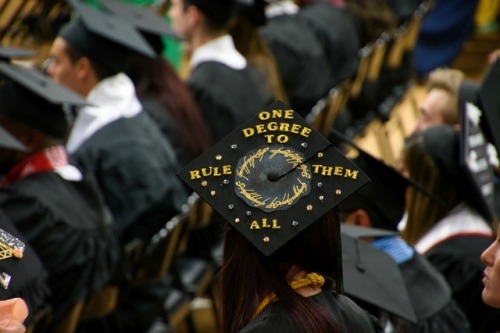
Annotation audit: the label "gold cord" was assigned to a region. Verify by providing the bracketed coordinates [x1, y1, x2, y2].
[252, 272, 325, 319]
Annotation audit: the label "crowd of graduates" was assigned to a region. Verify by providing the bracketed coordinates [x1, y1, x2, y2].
[0, 0, 500, 333]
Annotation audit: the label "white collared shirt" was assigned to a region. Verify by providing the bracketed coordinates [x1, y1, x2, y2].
[190, 35, 246, 70]
[265, 0, 299, 19]
[66, 73, 142, 153]
[415, 203, 493, 254]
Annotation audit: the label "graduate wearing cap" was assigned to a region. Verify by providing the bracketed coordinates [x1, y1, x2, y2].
[167, 0, 269, 143]
[97, 0, 212, 167]
[0, 59, 123, 328]
[229, 0, 289, 105]
[178, 101, 379, 333]
[338, 144, 470, 333]
[297, 1, 362, 86]
[47, 0, 188, 244]
[401, 123, 500, 333]
[258, 0, 336, 117]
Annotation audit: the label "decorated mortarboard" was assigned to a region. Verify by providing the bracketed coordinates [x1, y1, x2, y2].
[459, 101, 498, 222]
[178, 100, 370, 256]
[60, 0, 155, 72]
[477, 58, 500, 154]
[0, 53, 89, 138]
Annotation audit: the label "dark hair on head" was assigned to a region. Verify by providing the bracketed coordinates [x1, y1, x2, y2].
[218, 210, 341, 333]
[65, 42, 119, 80]
[401, 129, 460, 244]
[125, 54, 212, 161]
[184, 0, 235, 30]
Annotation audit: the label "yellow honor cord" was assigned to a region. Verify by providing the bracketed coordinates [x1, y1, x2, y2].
[252, 272, 325, 319]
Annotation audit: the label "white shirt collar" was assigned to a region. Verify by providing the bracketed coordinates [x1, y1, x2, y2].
[414, 203, 493, 253]
[265, 1, 299, 19]
[66, 73, 142, 153]
[190, 35, 246, 70]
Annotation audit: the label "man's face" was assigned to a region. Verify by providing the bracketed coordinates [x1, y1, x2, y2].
[413, 88, 454, 132]
[46, 37, 84, 96]
[168, 0, 191, 39]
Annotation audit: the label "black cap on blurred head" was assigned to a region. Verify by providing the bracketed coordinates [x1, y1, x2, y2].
[185, 0, 235, 27]
[97, 0, 181, 54]
[60, 0, 155, 73]
[0, 50, 89, 139]
[178, 100, 370, 256]
[234, 0, 267, 26]
[341, 148, 408, 231]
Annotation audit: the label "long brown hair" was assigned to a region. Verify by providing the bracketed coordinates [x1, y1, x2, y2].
[125, 53, 212, 161]
[218, 211, 341, 333]
[401, 131, 461, 245]
[229, 16, 289, 104]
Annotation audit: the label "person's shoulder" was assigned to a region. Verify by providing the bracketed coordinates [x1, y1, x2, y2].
[320, 291, 380, 332]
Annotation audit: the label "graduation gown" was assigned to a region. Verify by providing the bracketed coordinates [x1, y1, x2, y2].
[0, 212, 49, 325]
[394, 251, 471, 333]
[240, 290, 380, 332]
[0, 172, 123, 324]
[298, 3, 362, 86]
[425, 235, 500, 333]
[260, 13, 334, 117]
[139, 95, 190, 166]
[188, 61, 268, 143]
[70, 111, 188, 244]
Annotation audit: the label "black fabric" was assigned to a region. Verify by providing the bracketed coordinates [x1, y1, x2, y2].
[240, 290, 380, 332]
[0, 211, 50, 326]
[69, 111, 188, 244]
[425, 235, 500, 333]
[0, 172, 123, 325]
[260, 13, 334, 117]
[298, 3, 362, 86]
[139, 95, 190, 166]
[188, 61, 268, 142]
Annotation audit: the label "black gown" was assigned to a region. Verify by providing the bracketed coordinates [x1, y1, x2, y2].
[298, 3, 362, 86]
[425, 235, 500, 333]
[240, 290, 380, 332]
[0, 211, 49, 326]
[188, 61, 268, 143]
[393, 251, 471, 332]
[0, 172, 123, 325]
[260, 13, 334, 117]
[70, 111, 188, 244]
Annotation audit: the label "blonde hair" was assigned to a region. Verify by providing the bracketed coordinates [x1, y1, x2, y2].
[425, 68, 465, 125]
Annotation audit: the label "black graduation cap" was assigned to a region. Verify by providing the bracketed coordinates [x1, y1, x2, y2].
[340, 223, 398, 239]
[330, 129, 440, 231]
[340, 230, 417, 323]
[184, 0, 235, 26]
[60, 0, 155, 73]
[0, 126, 27, 152]
[477, 58, 500, 154]
[178, 100, 370, 256]
[234, 0, 267, 26]
[340, 148, 408, 231]
[97, 0, 179, 38]
[0, 46, 38, 61]
[459, 101, 497, 222]
[0, 57, 89, 138]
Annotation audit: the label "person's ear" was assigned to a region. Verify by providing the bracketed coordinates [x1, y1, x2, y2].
[349, 209, 373, 228]
[74, 57, 92, 80]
